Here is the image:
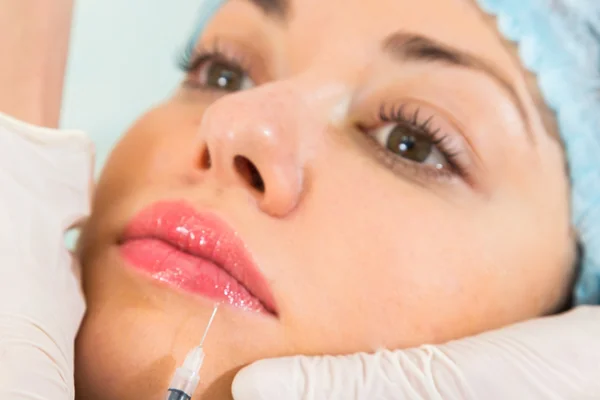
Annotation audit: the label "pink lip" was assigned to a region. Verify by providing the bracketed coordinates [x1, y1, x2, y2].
[119, 200, 277, 315]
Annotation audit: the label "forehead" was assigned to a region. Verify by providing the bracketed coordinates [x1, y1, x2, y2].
[214, 0, 518, 78]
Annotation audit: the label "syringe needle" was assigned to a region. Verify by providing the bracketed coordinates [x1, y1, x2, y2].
[200, 303, 219, 347]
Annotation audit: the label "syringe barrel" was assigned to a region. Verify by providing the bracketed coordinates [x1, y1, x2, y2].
[165, 389, 191, 400]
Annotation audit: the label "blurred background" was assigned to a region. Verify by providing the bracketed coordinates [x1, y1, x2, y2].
[61, 0, 202, 176]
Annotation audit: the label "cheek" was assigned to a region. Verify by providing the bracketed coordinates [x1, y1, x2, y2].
[284, 150, 562, 349]
[95, 103, 202, 203]
[280, 154, 477, 346]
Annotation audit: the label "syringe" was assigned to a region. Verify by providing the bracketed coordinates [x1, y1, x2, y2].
[165, 304, 219, 400]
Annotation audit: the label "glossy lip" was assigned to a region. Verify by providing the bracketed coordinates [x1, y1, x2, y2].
[118, 200, 278, 316]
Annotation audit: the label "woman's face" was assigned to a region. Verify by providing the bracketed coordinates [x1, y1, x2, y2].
[75, 0, 575, 398]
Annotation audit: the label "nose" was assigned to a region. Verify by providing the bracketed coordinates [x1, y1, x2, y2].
[196, 85, 315, 217]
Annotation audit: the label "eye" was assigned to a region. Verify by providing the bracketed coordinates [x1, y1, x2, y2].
[373, 123, 448, 168]
[363, 104, 472, 183]
[199, 58, 255, 92]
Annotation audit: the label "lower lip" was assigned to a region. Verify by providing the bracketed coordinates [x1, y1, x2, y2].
[120, 238, 266, 313]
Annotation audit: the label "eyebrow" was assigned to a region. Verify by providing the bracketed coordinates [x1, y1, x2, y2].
[382, 32, 531, 138]
[185, 0, 287, 58]
[242, 0, 289, 20]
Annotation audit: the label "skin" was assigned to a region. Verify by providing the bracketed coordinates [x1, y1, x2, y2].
[75, 0, 576, 399]
[0, 0, 73, 127]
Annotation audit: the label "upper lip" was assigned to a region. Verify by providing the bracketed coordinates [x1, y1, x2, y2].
[120, 200, 278, 315]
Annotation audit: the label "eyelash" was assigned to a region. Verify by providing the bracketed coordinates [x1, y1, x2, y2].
[367, 104, 469, 182]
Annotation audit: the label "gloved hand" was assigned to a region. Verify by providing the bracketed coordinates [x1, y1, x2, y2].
[232, 306, 600, 400]
[0, 113, 93, 399]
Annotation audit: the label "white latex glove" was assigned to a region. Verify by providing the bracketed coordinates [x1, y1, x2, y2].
[0, 113, 93, 399]
[232, 306, 600, 400]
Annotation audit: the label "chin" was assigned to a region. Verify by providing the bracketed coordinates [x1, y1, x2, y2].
[75, 245, 289, 400]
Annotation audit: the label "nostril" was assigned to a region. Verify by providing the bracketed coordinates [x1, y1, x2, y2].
[199, 146, 212, 170]
[234, 155, 265, 193]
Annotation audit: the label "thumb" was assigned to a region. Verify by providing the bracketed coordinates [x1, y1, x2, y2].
[232, 307, 600, 400]
[231, 353, 371, 400]
[231, 349, 469, 400]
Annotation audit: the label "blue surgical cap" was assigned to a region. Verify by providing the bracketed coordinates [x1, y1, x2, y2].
[474, 0, 600, 305]
[195, 0, 600, 305]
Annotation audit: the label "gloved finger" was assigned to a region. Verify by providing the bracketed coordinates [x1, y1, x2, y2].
[0, 114, 94, 232]
[443, 306, 600, 399]
[0, 316, 74, 399]
[56, 140, 94, 232]
[232, 307, 600, 400]
[232, 353, 355, 400]
[231, 349, 469, 400]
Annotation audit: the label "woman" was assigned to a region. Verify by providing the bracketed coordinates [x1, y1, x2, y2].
[73, 0, 600, 398]
[0, 0, 599, 399]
